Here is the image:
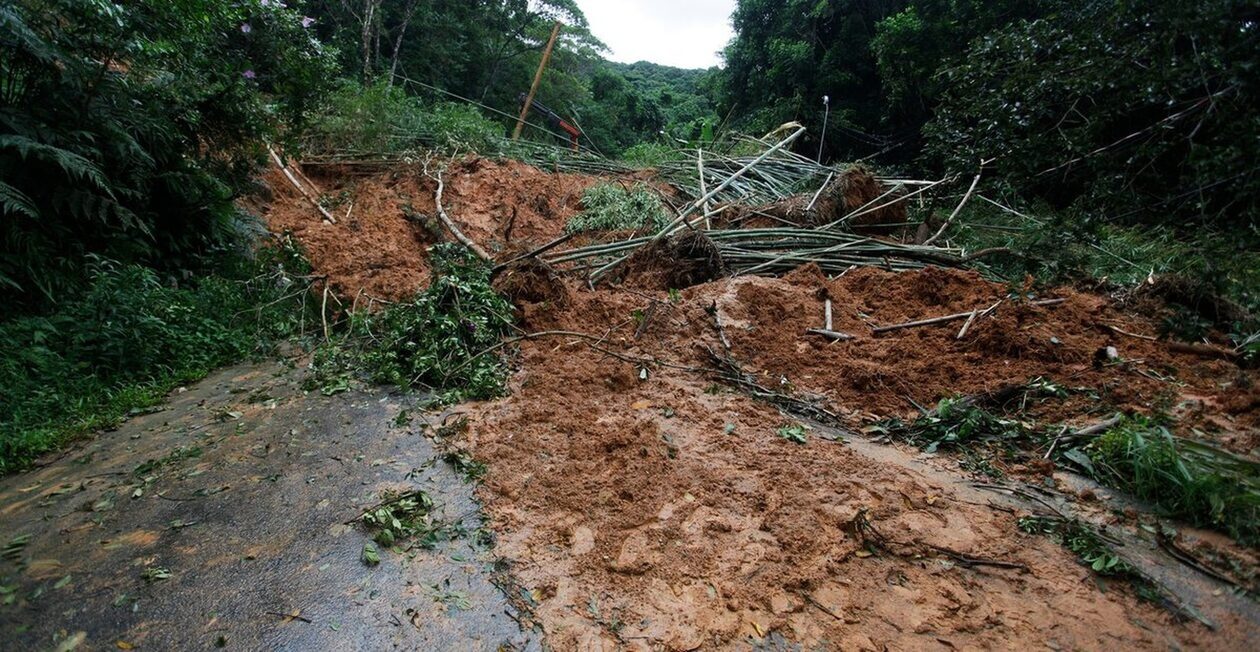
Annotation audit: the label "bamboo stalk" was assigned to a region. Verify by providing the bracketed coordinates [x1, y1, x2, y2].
[269, 146, 337, 224]
[873, 298, 1064, 334]
[923, 163, 986, 246]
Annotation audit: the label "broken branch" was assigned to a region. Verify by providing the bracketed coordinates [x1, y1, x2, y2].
[873, 298, 1064, 334]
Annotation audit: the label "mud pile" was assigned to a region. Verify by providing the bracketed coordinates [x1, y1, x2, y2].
[460, 267, 1257, 649]
[262, 157, 602, 300]
[260, 156, 1259, 649]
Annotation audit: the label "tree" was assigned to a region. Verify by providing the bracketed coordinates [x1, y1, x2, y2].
[0, 0, 334, 307]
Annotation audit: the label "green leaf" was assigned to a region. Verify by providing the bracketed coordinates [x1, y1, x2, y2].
[362, 543, 380, 566]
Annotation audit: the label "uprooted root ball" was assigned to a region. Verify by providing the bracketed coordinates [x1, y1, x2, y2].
[618, 231, 726, 290]
[730, 165, 906, 232]
[492, 257, 568, 308]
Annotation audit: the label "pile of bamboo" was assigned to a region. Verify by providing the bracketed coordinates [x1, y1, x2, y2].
[547, 228, 962, 275]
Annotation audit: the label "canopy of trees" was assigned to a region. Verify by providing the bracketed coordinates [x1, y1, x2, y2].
[719, 0, 1259, 232]
[1, 0, 333, 308]
[3, 0, 1256, 312]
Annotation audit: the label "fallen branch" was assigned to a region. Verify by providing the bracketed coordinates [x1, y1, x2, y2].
[268, 146, 337, 224]
[491, 232, 575, 274]
[873, 298, 1064, 334]
[1102, 324, 1243, 364]
[703, 344, 841, 425]
[1045, 413, 1125, 459]
[924, 543, 1029, 571]
[807, 328, 855, 341]
[432, 170, 492, 262]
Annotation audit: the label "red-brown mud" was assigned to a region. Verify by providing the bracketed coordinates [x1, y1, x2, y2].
[260, 157, 1260, 650]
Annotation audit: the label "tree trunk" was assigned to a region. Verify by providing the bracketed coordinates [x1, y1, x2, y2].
[388, 0, 420, 85]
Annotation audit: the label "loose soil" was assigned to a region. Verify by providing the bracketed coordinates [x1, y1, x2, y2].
[262, 156, 1259, 649]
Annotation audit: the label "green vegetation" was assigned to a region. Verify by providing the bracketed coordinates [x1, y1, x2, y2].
[776, 422, 809, 444]
[719, 0, 1259, 311]
[360, 489, 436, 548]
[1018, 516, 1133, 577]
[878, 386, 1260, 545]
[1, 0, 332, 309]
[304, 2, 719, 157]
[1087, 416, 1260, 546]
[0, 240, 315, 474]
[303, 80, 506, 157]
[309, 244, 515, 404]
[564, 183, 670, 234]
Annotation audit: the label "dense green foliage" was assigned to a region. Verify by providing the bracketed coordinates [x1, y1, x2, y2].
[719, 0, 1260, 247]
[564, 183, 670, 234]
[303, 80, 506, 156]
[0, 0, 333, 308]
[310, 244, 516, 404]
[0, 240, 315, 474]
[302, 2, 718, 156]
[926, 1, 1259, 231]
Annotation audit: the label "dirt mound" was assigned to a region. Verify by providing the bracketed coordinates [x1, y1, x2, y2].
[459, 265, 1259, 649]
[617, 231, 726, 290]
[718, 165, 905, 233]
[834, 164, 905, 232]
[258, 156, 606, 300]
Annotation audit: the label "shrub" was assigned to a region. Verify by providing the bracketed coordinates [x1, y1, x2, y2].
[1088, 416, 1260, 545]
[303, 79, 505, 157]
[310, 244, 515, 404]
[564, 183, 670, 234]
[0, 237, 316, 474]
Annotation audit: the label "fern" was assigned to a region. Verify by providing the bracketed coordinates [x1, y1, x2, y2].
[0, 134, 112, 194]
[0, 181, 37, 219]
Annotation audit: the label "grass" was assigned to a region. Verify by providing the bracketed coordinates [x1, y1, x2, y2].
[1087, 416, 1260, 546]
[878, 385, 1260, 545]
[0, 237, 316, 474]
[564, 183, 670, 235]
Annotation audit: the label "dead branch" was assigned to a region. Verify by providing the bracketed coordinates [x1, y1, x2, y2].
[268, 146, 337, 224]
[923, 161, 988, 246]
[491, 232, 576, 274]
[431, 170, 492, 262]
[807, 328, 855, 341]
[1102, 324, 1243, 364]
[873, 298, 1064, 334]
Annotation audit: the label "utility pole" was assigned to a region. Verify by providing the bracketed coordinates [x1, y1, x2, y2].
[513, 21, 562, 141]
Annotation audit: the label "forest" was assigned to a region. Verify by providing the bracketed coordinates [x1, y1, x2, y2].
[1, 1, 1259, 649]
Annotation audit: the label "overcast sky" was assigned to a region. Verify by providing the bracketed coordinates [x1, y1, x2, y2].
[575, 0, 735, 69]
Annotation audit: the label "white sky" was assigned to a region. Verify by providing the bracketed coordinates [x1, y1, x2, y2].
[575, 0, 735, 69]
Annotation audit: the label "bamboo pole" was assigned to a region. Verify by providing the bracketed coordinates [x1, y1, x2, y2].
[268, 146, 337, 224]
[697, 148, 712, 229]
[872, 298, 1065, 334]
[512, 21, 562, 141]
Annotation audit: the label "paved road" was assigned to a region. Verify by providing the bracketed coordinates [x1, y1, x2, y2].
[0, 362, 538, 651]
